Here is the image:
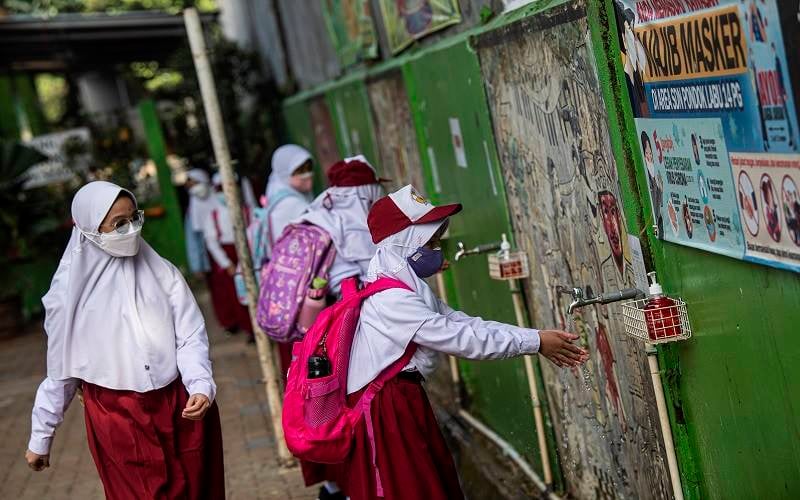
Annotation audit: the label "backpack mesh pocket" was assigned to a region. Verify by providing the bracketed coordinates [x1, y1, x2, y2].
[303, 375, 342, 428]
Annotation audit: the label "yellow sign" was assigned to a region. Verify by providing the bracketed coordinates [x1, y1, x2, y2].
[636, 5, 748, 83]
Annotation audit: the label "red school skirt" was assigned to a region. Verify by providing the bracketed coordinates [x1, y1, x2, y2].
[208, 243, 253, 334]
[82, 378, 225, 500]
[338, 373, 464, 500]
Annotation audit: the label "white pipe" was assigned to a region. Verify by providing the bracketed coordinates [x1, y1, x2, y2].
[183, 8, 293, 466]
[509, 280, 554, 486]
[458, 409, 563, 500]
[646, 344, 684, 500]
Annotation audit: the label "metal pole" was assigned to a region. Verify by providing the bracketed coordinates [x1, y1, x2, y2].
[183, 8, 293, 466]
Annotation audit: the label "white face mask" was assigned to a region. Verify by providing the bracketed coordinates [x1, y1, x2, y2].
[80, 223, 143, 257]
[189, 183, 210, 199]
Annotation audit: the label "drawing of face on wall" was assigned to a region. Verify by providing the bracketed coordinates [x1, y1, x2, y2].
[761, 174, 782, 242]
[599, 190, 624, 275]
[691, 134, 701, 165]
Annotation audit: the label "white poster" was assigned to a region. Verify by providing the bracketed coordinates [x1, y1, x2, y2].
[627, 234, 650, 293]
[449, 117, 468, 168]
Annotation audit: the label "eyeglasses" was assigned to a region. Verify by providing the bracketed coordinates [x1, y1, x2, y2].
[105, 210, 145, 234]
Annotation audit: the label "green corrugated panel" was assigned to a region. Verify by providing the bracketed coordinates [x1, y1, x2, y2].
[324, 79, 382, 174]
[402, 39, 547, 472]
[282, 99, 326, 193]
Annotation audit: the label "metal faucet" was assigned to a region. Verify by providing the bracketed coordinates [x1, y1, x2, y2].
[557, 285, 645, 314]
[454, 241, 502, 262]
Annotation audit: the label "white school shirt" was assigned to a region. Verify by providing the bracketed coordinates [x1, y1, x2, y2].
[202, 202, 237, 269]
[29, 181, 216, 456]
[347, 288, 540, 394]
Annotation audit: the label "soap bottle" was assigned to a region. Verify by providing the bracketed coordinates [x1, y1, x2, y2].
[643, 272, 681, 340]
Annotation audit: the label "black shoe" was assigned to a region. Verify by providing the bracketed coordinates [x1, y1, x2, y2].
[317, 485, 346, 500]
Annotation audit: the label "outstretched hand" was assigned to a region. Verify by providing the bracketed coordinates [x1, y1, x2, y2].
[539, 330, 589, 368]
[182, 394, 211, 420]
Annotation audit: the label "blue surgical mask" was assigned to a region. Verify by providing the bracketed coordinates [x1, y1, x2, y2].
[216, 192, 227, 205]
[407, 247, 444, 278]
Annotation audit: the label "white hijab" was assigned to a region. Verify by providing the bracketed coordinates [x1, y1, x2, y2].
[266, 144, 312, 198]
[186, 168, 215, 232]
[43, 181, 204, 384]
[367, 219, 446, 309]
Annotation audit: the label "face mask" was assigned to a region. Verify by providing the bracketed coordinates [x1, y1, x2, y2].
[189, 183, 210, 199]
[406, 246, 444, 278]
[216, 192, 227, 205]
[81, 224, 142, 257]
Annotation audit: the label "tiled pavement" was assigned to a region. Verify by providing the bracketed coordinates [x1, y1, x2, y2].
[0, 287, 314, 499]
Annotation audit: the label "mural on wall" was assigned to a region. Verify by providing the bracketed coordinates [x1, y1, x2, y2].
[366, 74, 427, 192]
[308, 97, 341, 175]
[616, 0, 800, 272]
[378, 0, 461, 54]
[478, 12, 672, 499]
[321, 0, 378, 68]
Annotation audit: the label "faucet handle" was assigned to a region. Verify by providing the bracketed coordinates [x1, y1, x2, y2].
[556, 285, 583, 299]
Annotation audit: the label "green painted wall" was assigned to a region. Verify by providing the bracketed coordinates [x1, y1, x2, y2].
[402, 40, 556, 478]
[325, 79, 382, 174]
[138, 100, 188, 271]
[589, 0, 800, 498]
[282, 99, 327, 192]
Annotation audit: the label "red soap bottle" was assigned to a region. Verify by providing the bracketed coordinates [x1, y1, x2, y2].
[643, 272, 682, 340]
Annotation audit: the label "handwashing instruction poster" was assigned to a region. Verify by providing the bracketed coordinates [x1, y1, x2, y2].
[636, 117, 744, 258]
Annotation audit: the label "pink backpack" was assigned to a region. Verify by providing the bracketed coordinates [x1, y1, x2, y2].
[282, 277, 416, 495]
[256, 223, 336, 342]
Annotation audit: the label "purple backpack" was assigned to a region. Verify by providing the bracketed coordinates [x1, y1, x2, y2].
[256, 223, 336, 342]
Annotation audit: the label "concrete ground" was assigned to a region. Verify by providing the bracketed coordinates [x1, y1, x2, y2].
[0, 287, 314, 499]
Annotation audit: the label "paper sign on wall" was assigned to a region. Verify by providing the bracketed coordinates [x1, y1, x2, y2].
[729, 152, 800, 271]
[449, 117, 467, 168]
[627, 234, 650, 293]
[636, 117, 745, 258]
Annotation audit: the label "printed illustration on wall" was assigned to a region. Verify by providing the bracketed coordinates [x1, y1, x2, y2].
[378, 0, 461, 54]
[636, 117, 744, 257]
[616, 0, 800, 273]
[730, 152, 800, 270]
[479, 14, 672, 499]
[321, 0, 378, 67]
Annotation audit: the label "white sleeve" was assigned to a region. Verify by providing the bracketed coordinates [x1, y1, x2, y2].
[202, 213, 232, 269]
[379, 291, 540, 360]
[270, 197, 309, 242]
[168, 265, 217, 402]
[29, 377, 80, 455]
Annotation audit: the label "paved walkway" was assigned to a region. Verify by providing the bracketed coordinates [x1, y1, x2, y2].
[0, 287, 313, 499]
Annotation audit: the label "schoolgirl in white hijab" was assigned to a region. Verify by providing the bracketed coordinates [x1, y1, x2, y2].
[297, 155, 384, 295]
[340, 185, 589, 499]
[25, 181, 224, 498]
[184, 168, 215, 275]
[265, 144, 315, 242]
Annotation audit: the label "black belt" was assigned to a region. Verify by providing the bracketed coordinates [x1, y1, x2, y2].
[397, 371, 424, 383]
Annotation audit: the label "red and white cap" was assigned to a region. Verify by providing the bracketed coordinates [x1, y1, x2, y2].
[368, 185, 462, 244]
